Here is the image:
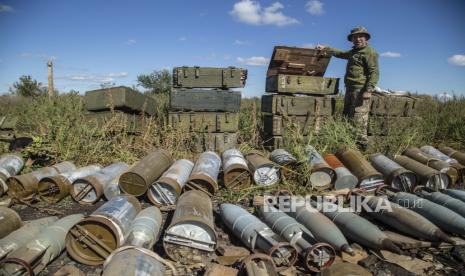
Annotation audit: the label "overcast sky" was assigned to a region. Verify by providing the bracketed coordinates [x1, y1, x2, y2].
[0, 0, 464, 97]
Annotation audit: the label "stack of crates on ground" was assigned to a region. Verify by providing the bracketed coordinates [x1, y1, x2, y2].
[261, 46, 339, 150]
[368, 92, 435, 139]
[84, 86, 156, 133]
[168, 66, 247, 153]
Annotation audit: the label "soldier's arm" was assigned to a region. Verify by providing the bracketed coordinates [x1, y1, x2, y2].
[365, 50, 379, 91]
[326, 47, 351, 59]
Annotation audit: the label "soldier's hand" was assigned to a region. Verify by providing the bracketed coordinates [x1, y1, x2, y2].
[315, 44, 327, 50]
[362, 91, 372, 99]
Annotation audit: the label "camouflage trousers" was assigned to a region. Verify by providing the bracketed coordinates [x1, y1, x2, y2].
[343, 86, 370, 145]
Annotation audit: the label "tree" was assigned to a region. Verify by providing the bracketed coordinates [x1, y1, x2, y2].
[137, 69, 171, 94]
[10, 75, 46, 97]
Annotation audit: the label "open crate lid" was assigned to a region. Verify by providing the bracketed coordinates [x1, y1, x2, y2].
[267, 46, 332, 77]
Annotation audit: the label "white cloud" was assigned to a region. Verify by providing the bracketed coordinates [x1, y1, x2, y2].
[236, 56, 269, 66]
[448, 54, 465, 66]
[235, 39, 250, 45]
[125, 39, 136, 45]
[380, 51, 402, 58]
[302, 43, 315, 48]
[0, 4, 14, 13]
[306, 0, 324, 15]
[62, 72, 128, 83]
[230, 0, 299, 26]
[178, 36, 187, 41]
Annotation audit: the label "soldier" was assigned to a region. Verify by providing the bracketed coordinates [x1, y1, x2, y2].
[316, 27, 379, 149]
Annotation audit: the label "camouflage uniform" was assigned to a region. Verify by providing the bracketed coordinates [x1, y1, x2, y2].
[327, 42, 379, 145]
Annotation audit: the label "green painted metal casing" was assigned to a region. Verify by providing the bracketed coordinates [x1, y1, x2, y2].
[167, 111, 239, 133]
[172, 66, 247, 89]
[261, 94, 335, 116]
[84, 86, 156, 115]
[170, 88, 241, 112]
[266, 74, 339, 95]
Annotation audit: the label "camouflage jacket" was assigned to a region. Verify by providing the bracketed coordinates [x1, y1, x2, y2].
[327, 45, 379, 91]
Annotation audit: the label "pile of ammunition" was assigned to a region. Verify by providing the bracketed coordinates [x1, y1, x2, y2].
[0, 145, 465, 275]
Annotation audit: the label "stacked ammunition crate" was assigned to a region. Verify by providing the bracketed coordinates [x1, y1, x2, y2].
[168, 66, 247, 153]
[84, 86, 156, 133]
[368, 93, 434, 138]
[261, 46, 338, 150]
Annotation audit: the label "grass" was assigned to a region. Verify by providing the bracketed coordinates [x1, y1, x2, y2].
[0, 92, 464, 201]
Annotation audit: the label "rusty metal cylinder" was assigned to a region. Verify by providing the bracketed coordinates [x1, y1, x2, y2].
[0, 154, 24, 196]
[336, 148, 384, 191]
[147, 159, 194, 206]
[369, 153, 417, 192]
[246, 153, 280, 187]
[421, 145, 458, 164]
[119, 149, 174, 196]
[270, 149, 298, 167]
[259, 205, 336, 272]
[220, 203, 297, 271]
[404, 147, 459, 185]
[1, 214, 83, 276]
[0, 207, 22, 239]
[102, 246, 166, 276]
[222, 149, 252, 191]
[7, 161, 76, 199]
[65, 195, 141, 265]
[323, 154, 358, 190]
[0, 216, 58, 260]
[163, 190, 217, 264]
[306, 146, 336, 185]
[125, 206, 162, 249]
[393, 155, 449, 190]
[186, 151, 221, 196]
[38, 164, 102, 203]
[71, 162, 129, 204]
[440, 146, 465, 166]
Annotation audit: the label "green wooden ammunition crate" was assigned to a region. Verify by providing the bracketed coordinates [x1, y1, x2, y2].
[263, 114, 329, 136]
[170, 89, 241, 112]
[84, 111, 146, 133]
[266, 74, 339, 95]
[370, 93, 419, 117]
[267, 46, 332, 77]
[191, 132, 238, 153]
[167, 112, 239, 133]
[173, 66, 247, 88]
[84, 86, 156, 115]
[261, 94, 335, 116]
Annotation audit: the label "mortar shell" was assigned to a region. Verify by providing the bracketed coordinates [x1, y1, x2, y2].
[0, 216, 58, 260]
[0, 207, 22, 239]
[369, 153, 417, 192]
[246, 153, 280, 187]
[443, 189, 465, 203]
[125, 206, 162, 249]
[222, 149, 251, 191]
[440, 146, 465, 166]
[148, 159, 193, 206]
[71, 162, 128, 204]
[404, 147, 459, 185]
[102, 246, 165, 276]
[38, 165, 103, 203]
[0, 154, 24, 196]
[421, 145, 458, 164]
[270, 149, 298, 167]
[103, 177, 122, 201]
[307, 146, 336, 183]
[310, 171, 332, 191]
[163, 190, 217, 264]
[394, 155, 450, 190]
[336, 148, 384, 191]
[324, 154, 358, 190]
[186, 152, 221, 196]
[6, 161, 76, 199]
[119, 149, 174, 196]
[66, 195, 141, 265]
